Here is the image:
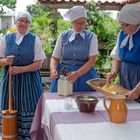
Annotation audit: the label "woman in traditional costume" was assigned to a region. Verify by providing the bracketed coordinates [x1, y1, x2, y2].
[107, 3, 140, 103]
[50, 6, 99, 92]
[0, 11, 46, 139]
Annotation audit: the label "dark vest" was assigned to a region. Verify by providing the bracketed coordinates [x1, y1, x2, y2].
[61, 29, 93, 66]
[118, 29, 140, 64]
[5, 32, 35, 66]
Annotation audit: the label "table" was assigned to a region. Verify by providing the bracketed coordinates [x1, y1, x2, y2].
[30, 92, 140, 140]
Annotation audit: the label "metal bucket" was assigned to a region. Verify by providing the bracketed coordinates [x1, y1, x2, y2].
[2, 110, 18, 140]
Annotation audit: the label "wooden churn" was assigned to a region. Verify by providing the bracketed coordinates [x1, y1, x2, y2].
[2, 56, 18, 140]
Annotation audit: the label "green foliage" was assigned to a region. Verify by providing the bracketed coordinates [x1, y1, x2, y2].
[0, 67, 3, 84]
[30, 17, 52, 55]
[0, 0, 16, 14]
[28, 3, 71, 56]
[27, 2, 51, 18]
[86, 2, 119, 50]
[86, 2, 120, 74]
[28, 2, 119, 72]
[102, 16, 119, 49]
[114, 76, 119, 84]
[28, 2, 60, 56]
[57, 19, 71, 35]
[0, 29, 5, 35]
[31, 17, 71, 56]
[94, 50, 109, 69]
[27, 3, 53, 56]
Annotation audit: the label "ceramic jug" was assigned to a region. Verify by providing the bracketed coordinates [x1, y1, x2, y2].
[103, 95, 128, 123]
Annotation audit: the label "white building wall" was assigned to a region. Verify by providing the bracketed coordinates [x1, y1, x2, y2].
[0, 12, 15, 31]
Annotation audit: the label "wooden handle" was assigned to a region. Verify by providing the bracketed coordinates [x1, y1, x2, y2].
[8, 64, 13, 110]
[103, 97, 109, 113]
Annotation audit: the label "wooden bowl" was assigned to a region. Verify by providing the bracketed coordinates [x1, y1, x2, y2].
[75, 95, 98, 113]
[86, 78, 129, 97]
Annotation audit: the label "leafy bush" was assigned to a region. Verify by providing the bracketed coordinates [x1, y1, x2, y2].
[30, 16, 71, 56]
[0, 68, 3, 84]
[86, 2, 120, 72]
[86, 2, 119, 49]
[28, 2, 119, 71]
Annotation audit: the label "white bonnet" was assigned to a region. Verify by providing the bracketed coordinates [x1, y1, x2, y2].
[63, 6, 87, 22]
[16, 11, 32, 23]
[119, 3, 140, 25]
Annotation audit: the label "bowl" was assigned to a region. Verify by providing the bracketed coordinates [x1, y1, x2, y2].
[75, 95, 99, 113]
[86, 78, 129, 97]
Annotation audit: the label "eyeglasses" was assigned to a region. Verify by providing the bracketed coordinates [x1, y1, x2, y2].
[73, 21, 87, 25]
[17, 19, 30, 24]
[120, 23, 129, 29]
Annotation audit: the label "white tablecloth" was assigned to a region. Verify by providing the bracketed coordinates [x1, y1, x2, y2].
[41, 97, 140, 140]
[30, 92, 140, 140]
[42, 99, 78, 128]
[54, 121, 140, 140]
[42, 98, 140, 128]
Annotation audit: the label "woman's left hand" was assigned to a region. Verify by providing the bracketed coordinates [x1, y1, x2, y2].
[66, 71, 79, 83]
[9, 66, 23, 75]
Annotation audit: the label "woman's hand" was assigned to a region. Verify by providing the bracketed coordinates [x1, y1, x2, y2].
[127, 82, 140, 101]
[7, 55, 14, 65]
[106, 71, 117, 83]
[106, 59, 120, 83]
[66, 71, 79, 83]
[0, 56, 14, 67]
[50, 57, 59, 80]
[1, 58, 10, 67]
[9, 66, 23, 75]
[127, 91, 139, 101]
[50, 69, 58, 80]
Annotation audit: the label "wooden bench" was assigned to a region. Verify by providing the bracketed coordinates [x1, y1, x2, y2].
[40, 69, 51, 91]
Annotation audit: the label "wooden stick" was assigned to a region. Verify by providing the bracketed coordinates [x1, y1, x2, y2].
[8, 64, 13, 110]
[7, 55, 14, 110]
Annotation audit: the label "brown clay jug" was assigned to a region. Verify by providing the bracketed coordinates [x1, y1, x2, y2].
[103, 95, 128, 123]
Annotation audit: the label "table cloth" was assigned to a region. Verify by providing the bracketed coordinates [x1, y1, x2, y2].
[30, 92, 140, 140]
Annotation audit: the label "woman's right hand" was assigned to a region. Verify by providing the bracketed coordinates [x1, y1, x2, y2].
[1, 56, 14, 67]
[106, 71, 117, 83]
[50, 69, 58, 80]
[6, 55, 14, 65]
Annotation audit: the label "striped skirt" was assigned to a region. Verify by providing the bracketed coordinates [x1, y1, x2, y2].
[0, 68, 42, 140]
[120, 61, 140, 103]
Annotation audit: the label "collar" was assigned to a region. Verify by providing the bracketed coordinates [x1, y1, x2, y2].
[15, 31, 28, 45]
[120, 25, 140, 51]
[69, 30, 85, 42]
